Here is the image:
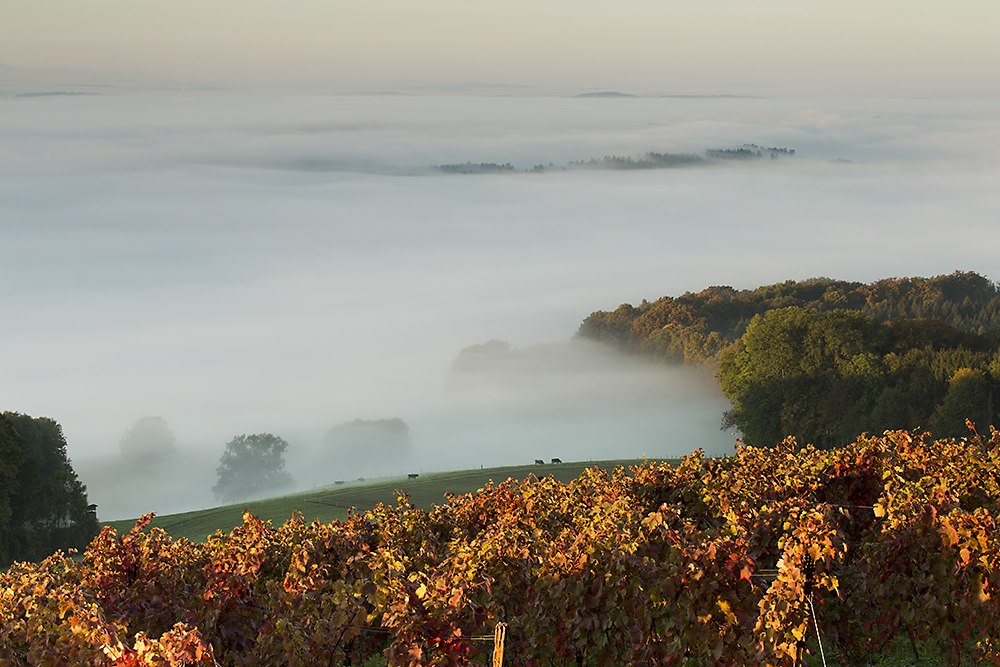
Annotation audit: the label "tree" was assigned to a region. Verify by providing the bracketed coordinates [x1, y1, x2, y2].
[0, 425, 24, 555]
[321, 418, 411, 476]
[119, 416, 177, 465]
[213, 433, 294, 502]
[0, 412, 98, 567]
[928, 368, 991, 438]
[717, 308, 887, 447]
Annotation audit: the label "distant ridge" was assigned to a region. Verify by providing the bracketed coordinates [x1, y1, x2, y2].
[575, 91, 637, 98]
[15, 91, 103, 97]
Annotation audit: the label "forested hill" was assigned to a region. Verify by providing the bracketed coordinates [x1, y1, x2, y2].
[577, 271, 1000, 365]
[578, 271, 1000, 448]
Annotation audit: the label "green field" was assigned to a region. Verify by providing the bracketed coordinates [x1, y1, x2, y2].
[102, 458, 663, 543]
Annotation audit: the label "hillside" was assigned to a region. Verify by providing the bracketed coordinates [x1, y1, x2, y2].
[7, 431, 1000, 665]
[102, 458, 655, 543]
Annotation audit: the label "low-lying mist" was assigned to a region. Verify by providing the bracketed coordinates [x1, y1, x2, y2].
[75, 340, 732, 520]
[2, 90, 999, 521]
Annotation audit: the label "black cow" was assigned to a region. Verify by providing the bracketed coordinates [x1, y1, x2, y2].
[551, 458, 562, 464]
[408, 473, 419, 479]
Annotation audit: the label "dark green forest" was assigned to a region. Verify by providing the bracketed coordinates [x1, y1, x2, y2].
[717, 307, 1000, 447]
[0, 412, 98, 567]
[578, 271, 1000, 447]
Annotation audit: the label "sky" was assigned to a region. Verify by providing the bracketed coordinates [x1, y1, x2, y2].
[1, 3, 1000, 519]
[1, 1, 999, 95]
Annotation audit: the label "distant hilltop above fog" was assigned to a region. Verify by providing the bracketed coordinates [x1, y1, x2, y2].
[574, 91, 760, 99]
[15, 91, 104, 97]
[575, 91, 637, 98]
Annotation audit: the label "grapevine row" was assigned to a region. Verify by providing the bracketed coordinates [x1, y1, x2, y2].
[2, 426, 999, 665]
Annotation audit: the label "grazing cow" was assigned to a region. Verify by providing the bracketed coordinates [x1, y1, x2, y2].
[551, 458, 562, 464]
[408, 473, 419, 479]
[334, 480, 345, 485]
[534, 459, 545, 465]
[357, 477, 365, 482]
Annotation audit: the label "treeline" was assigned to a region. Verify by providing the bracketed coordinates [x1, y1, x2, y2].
[706, 144, 795, 160]
[434, 143, 796, 174]
[578, 271, 1000, 363]
[3, 430, 1000, 665]
[578, 271, 1000, 446]
[0, 412, 98, 567]
[436, 162, 516, 174]
[212, 418, 412, 502]
[567, 151, 704, 170]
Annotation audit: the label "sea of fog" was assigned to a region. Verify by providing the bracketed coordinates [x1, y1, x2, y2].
[1, 90, 999, 519]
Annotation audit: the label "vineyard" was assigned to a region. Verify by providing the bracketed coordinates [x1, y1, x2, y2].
[3, 427, 1000, 666]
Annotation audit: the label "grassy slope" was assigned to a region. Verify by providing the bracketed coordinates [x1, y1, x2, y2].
[102, 458, 664, 543]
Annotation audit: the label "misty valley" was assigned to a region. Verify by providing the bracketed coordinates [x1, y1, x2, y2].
[7, 269, 1000, 559]
[71, 334, 729, 522]
[69, 269, 1000, 526]
[2, 87, 1000, 665]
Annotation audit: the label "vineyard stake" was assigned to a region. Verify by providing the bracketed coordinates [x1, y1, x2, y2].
[493, 622, 507, 667]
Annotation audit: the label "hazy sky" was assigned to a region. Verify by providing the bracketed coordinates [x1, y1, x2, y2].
[2, 1, 998, 93]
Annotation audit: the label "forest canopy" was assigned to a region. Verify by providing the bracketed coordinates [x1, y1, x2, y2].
[577, 271, 1000, 365]
[717, 307, 1000, 447]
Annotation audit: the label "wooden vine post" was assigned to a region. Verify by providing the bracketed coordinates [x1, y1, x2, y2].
[492, 622, 507, 667]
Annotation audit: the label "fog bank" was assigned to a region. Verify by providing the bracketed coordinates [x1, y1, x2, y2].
[2, 92, 999, 519]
